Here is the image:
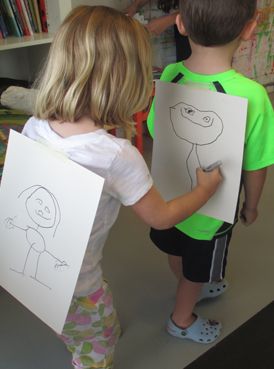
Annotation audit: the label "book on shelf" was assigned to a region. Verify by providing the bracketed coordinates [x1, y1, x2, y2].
[22, 0, 36, 33]
[19, 0, 33, 35]
[38, 0, 47, 32]
[9, 0, 25, 35]
[1, 0, 23, 36]
[15, 0, 31, 36]
[0, 4, 9, 38]
[32, 0, 42, 33]
[26, 0, 38, 32]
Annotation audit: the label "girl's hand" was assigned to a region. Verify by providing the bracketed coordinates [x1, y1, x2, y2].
[196, 167, 222, 199]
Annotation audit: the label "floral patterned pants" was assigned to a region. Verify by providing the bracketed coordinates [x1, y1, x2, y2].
[60, 281, 121, 369]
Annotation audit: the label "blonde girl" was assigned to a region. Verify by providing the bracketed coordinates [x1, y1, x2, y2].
[22, 5, 221, 369]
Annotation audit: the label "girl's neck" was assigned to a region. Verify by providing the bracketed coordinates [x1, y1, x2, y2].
[49, 117, 100, 138]
[184, 39, 239, 75]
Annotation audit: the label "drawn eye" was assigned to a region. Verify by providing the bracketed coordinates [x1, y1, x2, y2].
[45, 207, 50, 214]
[36, 198, 43, 205]
[203, 116, 211, 123]
[184, 108, 195, 115]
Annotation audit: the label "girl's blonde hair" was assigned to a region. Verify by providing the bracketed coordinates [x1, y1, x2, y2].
[34, 6, 152, 131]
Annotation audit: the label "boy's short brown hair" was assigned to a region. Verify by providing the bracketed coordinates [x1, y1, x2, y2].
[179, 0, 257, 46]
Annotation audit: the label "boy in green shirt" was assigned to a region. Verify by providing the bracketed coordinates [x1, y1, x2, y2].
[147, 0, 274, 343]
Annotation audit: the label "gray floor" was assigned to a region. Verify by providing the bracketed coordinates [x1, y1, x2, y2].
[1, 93, 273, 369]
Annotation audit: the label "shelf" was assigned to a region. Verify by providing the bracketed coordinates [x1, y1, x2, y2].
[0, 33, 54, 51]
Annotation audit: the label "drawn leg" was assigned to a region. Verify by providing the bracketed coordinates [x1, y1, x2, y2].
[30, 252, 51, 290]
[10, 246, 32, 275]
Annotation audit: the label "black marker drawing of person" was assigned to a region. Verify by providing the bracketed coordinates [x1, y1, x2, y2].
[170, 102, 224, 189]
[5, 185, 68, 289]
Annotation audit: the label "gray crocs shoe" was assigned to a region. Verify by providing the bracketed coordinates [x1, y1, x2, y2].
[166, 314, 222, 343]
[197, 279, 228, 303]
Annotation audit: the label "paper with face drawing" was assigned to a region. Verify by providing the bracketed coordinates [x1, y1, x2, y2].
[0, 130, 104, 333]
[151, 80, 248, 223]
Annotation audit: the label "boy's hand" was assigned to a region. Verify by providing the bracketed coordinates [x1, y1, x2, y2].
[240, 204, 258, 226]
[196, 167, 222, 198]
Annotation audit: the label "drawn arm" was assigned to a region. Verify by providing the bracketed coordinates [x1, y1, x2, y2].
[5, 217, 27, 231]
[45, 250, 69, 269]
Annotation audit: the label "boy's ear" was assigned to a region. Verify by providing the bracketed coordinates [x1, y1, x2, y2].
[240, 13, 258, 41]
[175, 14, 187, 36]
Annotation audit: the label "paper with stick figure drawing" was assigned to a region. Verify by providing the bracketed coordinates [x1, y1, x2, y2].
[0, 130, 104, 333]
[151, 80, 248, 223]
[5, 184, 68, 290]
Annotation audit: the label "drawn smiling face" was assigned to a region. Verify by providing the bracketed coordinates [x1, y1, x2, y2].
[26, 188, 56, 228]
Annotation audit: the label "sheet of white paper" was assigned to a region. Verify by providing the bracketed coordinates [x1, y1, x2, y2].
[151, 80, 248, 223]
[0, 130, 104, 333]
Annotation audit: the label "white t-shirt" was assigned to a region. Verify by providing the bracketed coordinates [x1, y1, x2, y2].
[22, 117, 153, 296]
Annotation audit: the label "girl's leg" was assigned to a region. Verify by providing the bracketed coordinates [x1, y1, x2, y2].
[60, 281, 121, 369]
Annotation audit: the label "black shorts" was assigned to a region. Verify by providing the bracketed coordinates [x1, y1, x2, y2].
[150, 227, 232, 283]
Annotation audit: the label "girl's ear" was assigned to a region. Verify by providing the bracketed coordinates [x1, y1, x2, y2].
[241, 12, 258, 41]
[176, 14, 187, 36]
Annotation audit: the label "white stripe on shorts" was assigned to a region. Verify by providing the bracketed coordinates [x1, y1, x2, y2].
[209, 234, 228, 282]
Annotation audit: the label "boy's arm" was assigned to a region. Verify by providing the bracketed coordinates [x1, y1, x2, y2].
[240, 168, 267, 225]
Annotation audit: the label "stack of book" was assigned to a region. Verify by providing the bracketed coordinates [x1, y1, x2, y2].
[0, 0, 48, 39]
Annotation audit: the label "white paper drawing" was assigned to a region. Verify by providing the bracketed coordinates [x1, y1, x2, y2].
[0, 130, 104, 333]
[5, 185, 69, 290]
[170, 101, 224, 189]
[151, 80, 248, 223]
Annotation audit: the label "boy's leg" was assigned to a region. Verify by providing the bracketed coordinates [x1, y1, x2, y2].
[168, 254, 228, 302]
[168, 254, 182, 280]
[60, 281, 121, 369]
[172, 276, 202, 327]
[150, 227, 230, 342]
[167, 274, 222, 343]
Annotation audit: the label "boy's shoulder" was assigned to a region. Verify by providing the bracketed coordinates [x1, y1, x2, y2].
[226, 73, 272, 115]
[160, 62, 269, 107]
[227, 72, 266, 95]
[160, 62, 182, 81]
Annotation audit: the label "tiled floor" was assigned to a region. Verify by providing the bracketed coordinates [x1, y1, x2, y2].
[0, 93, 273, 369]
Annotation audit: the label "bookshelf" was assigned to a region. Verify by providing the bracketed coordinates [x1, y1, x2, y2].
[0, 33, 53, 51]
[0, 1, 72, 51]
[0, 1, 129, 80]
